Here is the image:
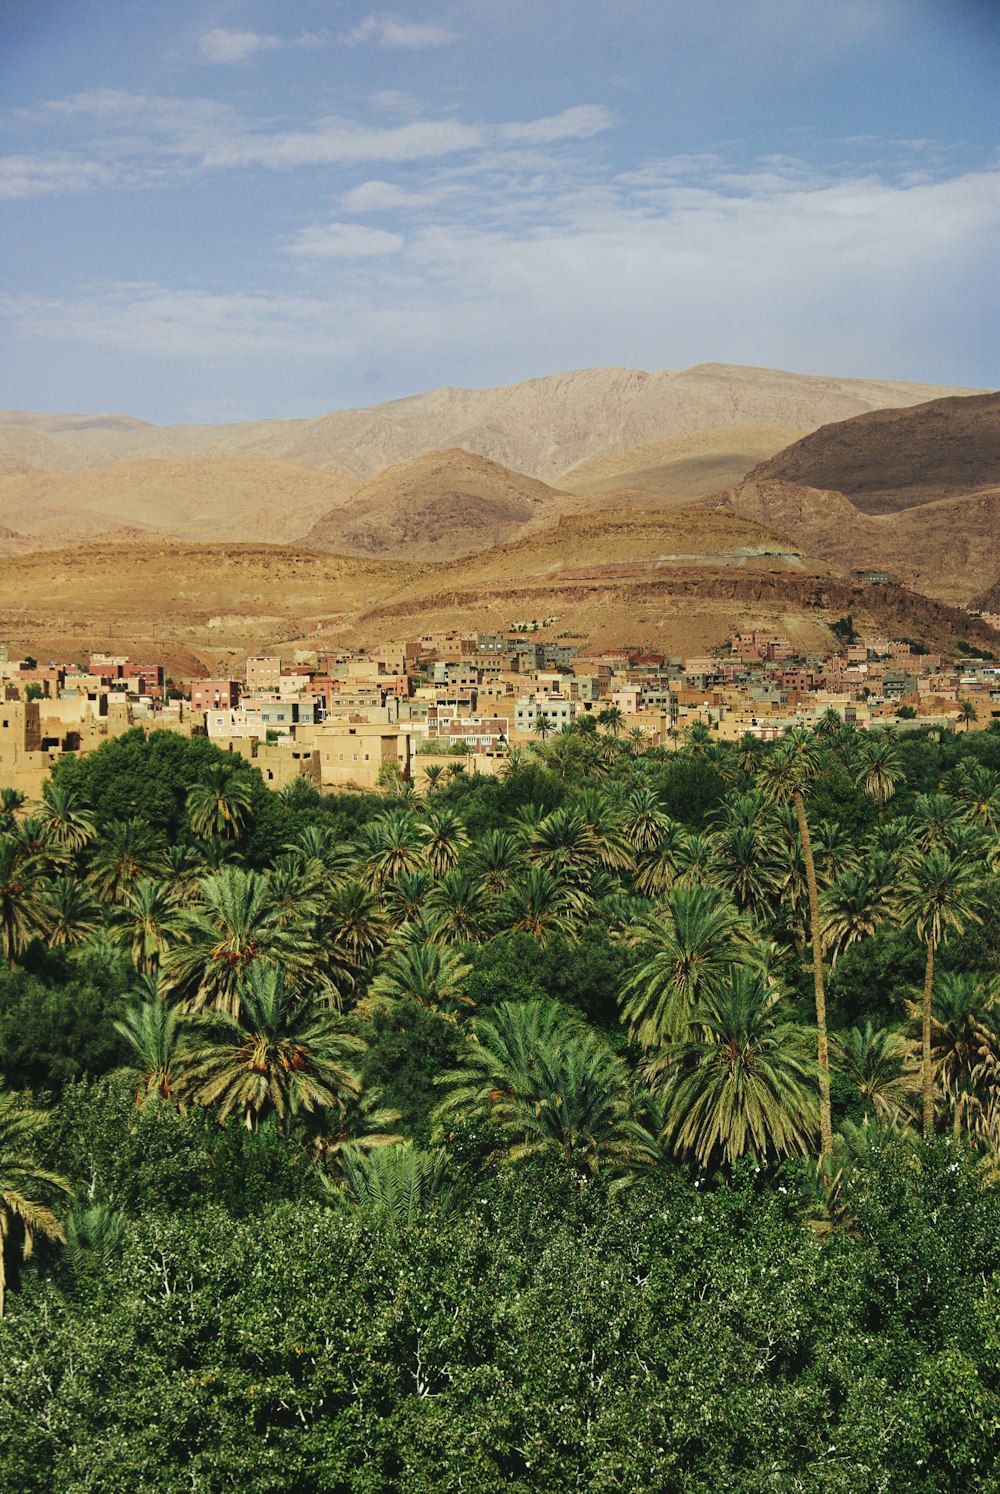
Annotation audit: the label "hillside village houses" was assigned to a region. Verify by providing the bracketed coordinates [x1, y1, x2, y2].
[0, 626, 998, 798]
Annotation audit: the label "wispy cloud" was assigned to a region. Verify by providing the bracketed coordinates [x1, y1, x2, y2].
[343, 14, 459, 49]
[198, 29, 281, 65]
[285, 222, 404, 257]
[499, 105, 617, 145]
[0, 153, 115, 199]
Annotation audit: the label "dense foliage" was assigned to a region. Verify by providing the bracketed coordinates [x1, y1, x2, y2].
[1, 717, 999, 1490]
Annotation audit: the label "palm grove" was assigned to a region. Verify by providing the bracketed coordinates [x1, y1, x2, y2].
[2, 716, 1000, 1490]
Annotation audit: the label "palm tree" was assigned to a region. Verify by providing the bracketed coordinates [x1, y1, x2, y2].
[420, 806, 469, 878]
[683, 721, 712, 758]
[895, 848, 985, 1136]
[185, 765, 254, 842]
[626, 725, 649, 756]
[87, 818, 169, 905]
[708, 823, 785, 917]
[619, 785, 671, 856]
[434, 1000, 657, 1188]
[37, 780, 97, 856]
[619, 883, 755, 1049]
[0, 1081, 72, 1317]
[357, 808, 425, 889]
[422, 763, 445, 793]
[111, 878, 188, 974]
[0, 789, 25, 833]
[531, 712, 554, 743]
[382, 868, 434, 930]
[178, 966, 364, 1133]
[597, 705, 625, 737]
[757, 727, 833, 1154]
[368, 942, 474, 1018]
[832, 1022, 917, 1124]
[909, 793, 963, 854]
[113, 993, 188, 1103]
[425, 869, 492, 945]
[649, 969, 820, 1169]
[163, 866, 303, 1016]
[501, 867, 584, 946]
[959, 700, 979, 732]
[468, 829, 520, 900]
[632, 820, 689, 897]
[853, 732, 903, 809]
[818, 859, 896, 964]
[907, 971, 1000, 1145]
[323, 880, 392, 974]
[951, 761, 1000, 834]
[527, 806, 602, 885]
[41, 875, 103, 949]
[810, 819, 860, 889]
[328, 1144, 456, 1228]
[0, 835, 49, 967]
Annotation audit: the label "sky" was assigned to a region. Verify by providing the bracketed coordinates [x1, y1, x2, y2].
[0, 0, 997, 423]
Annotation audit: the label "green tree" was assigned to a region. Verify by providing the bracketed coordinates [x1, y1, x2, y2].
[0, 837, 49, 967]
[0, 1082, 72, 1316]
[650, 969, 820, 1169]
[113, 993, 188, 1104]
[179, 966, 364, 1133]
[895, 848, 985, 1136]
[369, 943, 474, 1019]
[185, 764, 254, 842]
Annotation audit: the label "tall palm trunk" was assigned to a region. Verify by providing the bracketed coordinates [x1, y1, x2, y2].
[794, 790, 832, 1155]
[922, 937, 935, 1137]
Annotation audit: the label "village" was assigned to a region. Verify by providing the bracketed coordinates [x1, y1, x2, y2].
[1, 607, 998, 799]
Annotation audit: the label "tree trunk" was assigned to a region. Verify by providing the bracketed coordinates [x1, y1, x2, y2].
[795, 790, 832, 1156]
[922, 937, 935, 1138]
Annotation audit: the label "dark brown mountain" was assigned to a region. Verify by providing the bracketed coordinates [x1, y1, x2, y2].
[745, 391, 1000, 514]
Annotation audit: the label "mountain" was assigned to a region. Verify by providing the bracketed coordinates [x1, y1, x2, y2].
[0, 459, 358, 547]
[556, 427, 804, 499]
[745, 391, 1000, 514]
[0, 363, 980, 485]
[300, 448, 561, 560]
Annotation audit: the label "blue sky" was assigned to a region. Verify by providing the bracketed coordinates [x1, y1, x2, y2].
[1, 0, 997, 422]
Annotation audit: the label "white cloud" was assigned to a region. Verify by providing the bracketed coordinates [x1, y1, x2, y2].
[200, 118, 483, 169]
[285, 222, 404, 257]
[344, 14, 459, 49]
[198, 29, 281, 64]
[499, 105, 617, 145]
[342, 178, 456, 211]
[0, 153, 115, 199]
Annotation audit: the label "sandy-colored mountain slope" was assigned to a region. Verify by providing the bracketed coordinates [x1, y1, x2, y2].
[709, 479, 1000, 609]
[556, 427, 805, 498]
[746, 391, 1000, 514]
[1, 506, 993, 672]
[0, 543, 409, 678]
[347, 506, 997, 659]
[300, 448, 561, 560]
[0, 459, 358, 546]
[0, 364, 980, 484]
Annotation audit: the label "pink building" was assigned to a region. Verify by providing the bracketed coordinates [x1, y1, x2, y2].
[191, 679, 241, 711]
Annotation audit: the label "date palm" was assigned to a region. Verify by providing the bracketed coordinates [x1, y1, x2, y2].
[425, 869, 492, 945]
[434, 1000, 657, 1188]
[0, 1082, 72, 1317]
[368, 942, 474, 1018]
[907, 971, 1000, 1145]
[0, 789, 25, 833]
[382, 868, 434, 930]
[649, 969, 820, 1169]
[0, 836, 49, 967]
[895, 848, 985, 1136]
[467, 829, 520, 899]
[708, 823, 785, 917]
[527, 806, 602, 885]
[832, 1022, 917, 1124]
[810, 818, 860, 889]
[163, 866, 302, 1016]
[329, 1144, 456, 1228]
[619, 883, 755, 1049]
[41, 875, 103, 949]
[632, 819, 689, 897]
[178, 966, 364, 1133]
[357, 808, 425, 889]
[111, 878, 188, 974]
[87, 818, 169, 905]
[818, 859, 896, 964]
[113, 993, 188, 1103]
[909, 793, 963, 854]
[950, 761, 1000, 833]
[501, 866, 585, 946]
[597, 705, 625, 737]
[323, 880, 392, 974]
[420, 806, 469, 878]
[757, 727, 833, 1153]
[185, 765, 253, 842]
[619, 784, 672, 856]
[38, 780, 97, 856]
[853, 732, 903, 809]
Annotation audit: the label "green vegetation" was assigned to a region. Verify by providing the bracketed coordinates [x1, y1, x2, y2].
[1, 720, 1000, 1489]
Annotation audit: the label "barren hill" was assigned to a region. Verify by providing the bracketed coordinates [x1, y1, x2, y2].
[710, 479, 1000, 609]
[0, 459, 358, 547]
[349, 505, 997, 658]
[300, 448, 564, 560]
[746, 391, 1000, 514]
[0, 363, 980, 484]
[556, 427, 804, 499]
